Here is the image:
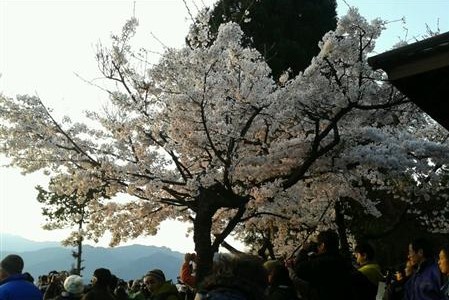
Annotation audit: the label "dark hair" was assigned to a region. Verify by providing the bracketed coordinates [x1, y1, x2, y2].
[355, 242, 375, 261]
[23, 272, 34, 283]
[0, 254, 24, 275]
[410, 237, 434, 259]
[199, 253, 268, 300]
[296, 241, 318, 264]
[317, 229, 339, 253]
[439, 244, 449, 258]
[269, 264, 294, 288]
[93, 268, 112, 286]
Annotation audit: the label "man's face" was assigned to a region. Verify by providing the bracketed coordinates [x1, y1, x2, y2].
[405, 259, 414, 277]
[144, 275, 162, 292]
[355, 252, 367, 265]
[408, 244, 424, 266]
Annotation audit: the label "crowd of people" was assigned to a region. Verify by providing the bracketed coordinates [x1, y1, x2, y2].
[1, 229, 449, 300]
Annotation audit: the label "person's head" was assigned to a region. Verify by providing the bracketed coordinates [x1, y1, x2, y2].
[128, 279, 134, 289]
[394, 264, 406, 281]
[262, 260, 281, 276]
[296, 241, 318, 264]
[185, 252, 197, 263]
[92, 268, 112, 287]
[0, 254, 24, 280]
[144, 269, 166, 292]
[316, 229, 339, 254]
[438, 244, 449, 275]
[408, 237, 434, 266]
[405, 259, 415, 277]
[131, 279, 142, 291]
[23, 272, 34, 283]
[58, 270, 69, 283]
[64, 275, 84, 295]
[354, 242, 375, 265]
[266, 263, 293, 287]
[263, 260, 281, 285]
[40, 274, 49, 285]
[200, 253, 268, 300]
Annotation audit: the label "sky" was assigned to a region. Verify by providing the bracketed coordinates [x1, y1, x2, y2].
[1, 0, 449, 254]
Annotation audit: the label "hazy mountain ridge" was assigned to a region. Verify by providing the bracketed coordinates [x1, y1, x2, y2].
[0, 233, 60, 251]
[0, 234, 183, 281]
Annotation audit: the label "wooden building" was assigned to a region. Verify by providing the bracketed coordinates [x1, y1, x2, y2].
[368, 32, 449, 130]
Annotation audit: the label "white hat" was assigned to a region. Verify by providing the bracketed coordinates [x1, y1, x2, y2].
[64, 275, 84, 295]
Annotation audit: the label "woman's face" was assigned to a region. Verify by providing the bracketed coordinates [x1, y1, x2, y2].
[438, 250, 449, 275]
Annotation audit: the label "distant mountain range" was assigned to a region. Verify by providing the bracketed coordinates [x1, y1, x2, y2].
[0, 234, 183, 281]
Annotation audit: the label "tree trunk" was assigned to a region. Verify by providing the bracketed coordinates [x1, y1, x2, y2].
[335, 200, 351, 261]
[192, 184, 248, 283]
[76, 238, 83, 275]
[193, 188, 217, 283]
[76, 221, 83, 275]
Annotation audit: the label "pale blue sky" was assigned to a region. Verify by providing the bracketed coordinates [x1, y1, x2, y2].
[1, 0, 448, 252]
[340, 0, 449, 53]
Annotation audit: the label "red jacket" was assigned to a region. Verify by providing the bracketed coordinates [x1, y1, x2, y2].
[180, 262, 196, 288]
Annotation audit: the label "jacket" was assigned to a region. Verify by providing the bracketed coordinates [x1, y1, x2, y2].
[440, 279, 449, 300]
[0, 274, 43, 300]
[197, 288, 247, 300]
[267, 285, 298, 300]
[149, 281, 179, 300]
[404, 260, 444, 300]
[180, 262, 197, 289]
[81, 285, 116, 300]
[358, 262, 384, 286]
[295, 252, 355, 300]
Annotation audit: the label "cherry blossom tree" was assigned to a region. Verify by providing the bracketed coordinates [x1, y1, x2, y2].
[1, 8, 448, 279]
[36, 181, 108, 275]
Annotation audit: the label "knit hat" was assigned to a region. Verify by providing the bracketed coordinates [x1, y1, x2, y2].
[0, 254, 24, 275]
[146, 269, 166, 282]
[64, 275, 84, 294]
[93, 268, 112, 285]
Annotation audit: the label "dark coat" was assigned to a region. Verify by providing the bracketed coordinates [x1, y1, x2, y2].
[0, 274, 43, 300]
[294, 252, 355, 300]
[197, 288, 247, 300]
[383, 277, 410, 300]
[81, 284, 116, 300]
[149, 281, 179, 300]
[351, 269, 378, 300]
[267, 285, 298, 300]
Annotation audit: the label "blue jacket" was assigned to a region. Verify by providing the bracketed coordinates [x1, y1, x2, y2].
[0, 274, 43, 300]
[441, 279, 449, 300]
[404, 260, 444, 300]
